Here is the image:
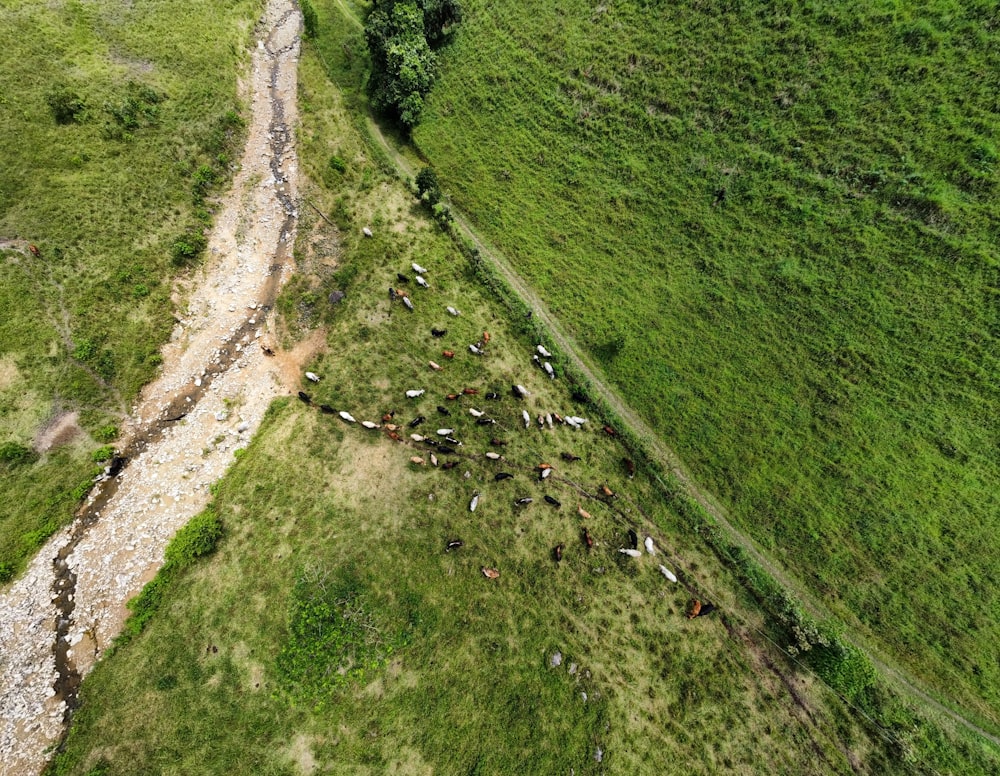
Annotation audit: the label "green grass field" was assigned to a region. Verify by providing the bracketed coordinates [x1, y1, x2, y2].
[404, 0, 1000, 726]
[46, 11, 1000, 774]
[0, 0, 261, 580]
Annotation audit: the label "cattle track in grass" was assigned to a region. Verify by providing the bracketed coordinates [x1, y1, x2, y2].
[0, 2, 305, 773]
[325, 0, 1000, 749]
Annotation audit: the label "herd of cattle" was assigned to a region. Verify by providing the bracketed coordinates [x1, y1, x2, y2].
[294, 252, 714, 620]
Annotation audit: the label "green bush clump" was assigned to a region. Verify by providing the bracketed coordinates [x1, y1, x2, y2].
[164, 508, 223, 567]
[46, 86, 86, 124]
[0, 442, 38, 468]
[301, 0, 318, 38]
[171, 230, 208, 266]
[91, 446, 115, 463]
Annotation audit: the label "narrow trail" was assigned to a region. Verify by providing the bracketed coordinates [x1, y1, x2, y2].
[0, 2, 303, 773]
[326, 4, 1000, 749]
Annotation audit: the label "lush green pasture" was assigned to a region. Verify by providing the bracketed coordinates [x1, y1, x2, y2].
[0, 0, 261, 580]
[404, 0, 1000, 724]
[48, 15, 1000, 775]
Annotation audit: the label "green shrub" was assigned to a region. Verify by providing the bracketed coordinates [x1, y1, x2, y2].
[301, 0, 318, 38]
[328, 154, 347, 173]
[91, 446, 115, 463]
[164, 508, 223, 568]
[46, 86, 86, 124]
[95, 424, 118, 443]
[0, 562, 14, 584]
[0, 442, 38, 468]
[171, 230, 207, 266]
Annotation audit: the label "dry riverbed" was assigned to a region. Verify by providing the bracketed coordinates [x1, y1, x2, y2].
[0, 1, 303, 772]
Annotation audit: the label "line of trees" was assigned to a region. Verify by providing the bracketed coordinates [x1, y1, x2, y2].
[364, 0, 462, 128]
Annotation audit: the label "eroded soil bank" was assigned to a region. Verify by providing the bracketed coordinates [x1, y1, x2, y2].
[0, 2, 303, 772]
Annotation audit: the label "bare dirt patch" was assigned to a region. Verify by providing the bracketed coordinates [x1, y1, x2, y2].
[33, 411, 83, 453]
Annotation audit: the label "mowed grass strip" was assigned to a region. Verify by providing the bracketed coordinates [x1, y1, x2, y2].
[0, 0, 261, 580]
[407, 0, 1000, 723]
[48, 14, 1000, 775]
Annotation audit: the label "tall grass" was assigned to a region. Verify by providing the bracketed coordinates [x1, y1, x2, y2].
[410, 0, 1000, 725]
[0, 0, 262, 580]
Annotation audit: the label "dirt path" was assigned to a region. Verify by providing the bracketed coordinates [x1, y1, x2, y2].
[0, 2, 303, 773]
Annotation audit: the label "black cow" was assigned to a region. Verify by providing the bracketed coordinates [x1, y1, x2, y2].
[409, 416, 426, 428]
[561, 452, 581, 462]
[446, 539, 463, 552]
[297, 391, 311, 404]
[437, 405, 450, 415]
[494, 472, 513, 482]
[544, 495, 562, 508]
[431, 328, 447, 337]
[515, 497, 533, 506]
[319, 404, 335, 414]
[627, 529, 638, 550]
[553, 544, 564, 562]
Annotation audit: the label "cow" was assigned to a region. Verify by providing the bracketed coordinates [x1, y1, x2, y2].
[485, 392, 500, 400]
[436, 428, 455, 436]
[481, 567, 500, 579]
[482, 331, 491, 344]
[442, 350, 455, 358]
[619, 548, 642, 558]
[362, 227, 373, 237]
[561, 452, 581, 462]
[262, 345, 275, 356]
[553, 544, 564, 562]
[412, 262, 428, 274]
[485, 452, 502, 460]
[469, 491, 480, 512]
[305, 372, 321, 383]
[405, 389, 425, 398]
[582, 527, 594, 549]
[644, 536, 656, 555]
[623, 458, 636, 478]
[437, 405, 450, 415]
[409, 416, 426, 427]
[544, 495, 561, 508]
[578, 505, 592, 519]
[658, 565, 678, 583]
[439, 446, 457, 454]
[601, 484, 615, 498]
[410, 456, 425, 465]
[603, 425, 617, 437]
[687, 600, 702, 619]
[388, 431, 402, 442]
[469, 344, 483, 355]
[361, 421, 380, 429]
[28, 244, 41, 257]
[627, 529, 638, 550]
[447, 306, 460, 316]
[429, 361, 443, 371]
[446, 539, 463, 552]
[297, 391, 311, 404]
[441, 461, 459, 470]
[515, 497, 533, 506]
[410, 433, 426, 442]
[339, 411, 356, 423]
[416, 276, 430, 288]
[397, 273, 409, 283]
[494, 472, 513, 482]
[512, 384, 530, 398]
[463, 388, 479, 395]
[490, 438, 507, 447]
[402, 296, 414, 311]
[445, 436, 461, 445]
[431, 328, 447, 337]
[476, 417, 496, 426]
[469, 407, 484, 418]
[446, 393, 460, 400]
[540, 468, 552, 480]
[537, 345, 552, 358]
[697, 603, 716, 618]
[382, 410, 396, 421]
[543, 362, 555, 379]
[389, 287, 397, 302]
[319, 404, 335, 414]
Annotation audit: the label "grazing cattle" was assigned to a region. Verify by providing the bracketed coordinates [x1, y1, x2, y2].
[515, 497, 533, 506]
[490, 438, 507, 446]
[619, 548, 642, 558]
[601, 484, 615, 498]
[339, 411, 356, 423]
[582, 527, 594, 549]
[436, 428, 455, 436]
[697, 603, 716, 618]
[362, 227, 373, 237]
[28, 244, 41, 257]
[442, 461, 459, 470]
[410, 433, 426, 442]
[416, 276, 430, 288]
[482, 331, 491, 344]
[469, 344, 483, 355]
[627, 529, 638, 550]
[405, 389, 425, 398]
[577, 505, 592, 519]
[445, 436, 461, 445]
[442, 349, 455, 358]
[305, 372, 320, 383]
[537, 345, 552, 358]
[565, 417, 581, 429]
[412, 262, 428, 274]
[566, 415, 587, 427]
[262, 345, 275, 356]
[403, 296, 414, 311]
[485, 452, 502, 460]
[410, 456, 425, 465]
[544, 495, 561, 508]
[439, 446, 457, 454]
[546, 414, 554, 429]
[543, 362, 555, 379]
[297, 391, 311, 404]
[429, 361, 443, 371]
[644, 536, 656, 555]
[494, 472, 513, 481]
[446, 393, 460, 400]
[658, 565, 678, 583]
[107, 456, 126, 477]
[561, 452, 581, 462]
[388, 287, 397, 302]
[384, 423, 400, 431]
[361, 421, 380, 429]
[469, 408, 484, 417]
[319, 404, 335, 414]
[538, 463, 552, 471]
[687, 600, 702, 619]
[388, 431, 402, 442]
[522, 410, 531, 428]
[623, 458, 636, 478]
[485, 392, 501, 400]
[409, 416, 426, 427]
[463, 388, 478, 395]
[553, 544, 564, 562]
[541, 468, 552, 480]
[423, 438, 438, 447]
[397, 273, 409, 283]
[469, 491, 480, 511]
[431, 328, 447, 337]
[537, 414, 545, 428]
[447, 306, 460, 316]
[437, 405, 450, 415]
[481, 567, 500, 579]
[603, 425, 617, 437]
[383, 410, 396, 421]
[553, 413, 564, 424]
[476, 417, 496, 426]
[446, 539, 463, 552]
[430, 453, 439, 466]
[512, 384, 530, 398]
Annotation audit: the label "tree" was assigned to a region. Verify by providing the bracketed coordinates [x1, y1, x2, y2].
[415, 166, 441, 205]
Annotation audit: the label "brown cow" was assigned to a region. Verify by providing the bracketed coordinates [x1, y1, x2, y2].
[28, 244, 40, 257]
[687, 600, 702, 619]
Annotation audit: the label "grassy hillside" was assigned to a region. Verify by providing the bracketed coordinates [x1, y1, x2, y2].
[0, 0, 261, 580]
[48, 12, 1000, 775]
[407, 0, 1000, 725]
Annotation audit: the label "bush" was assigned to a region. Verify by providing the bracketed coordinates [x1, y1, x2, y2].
[328, 154, 347, 173]
[171, 230, 207, 266]
[415, 166, 441, 205]
[46, 86, 86, 124]
[0, 442, 38, 468]
[301, 0, 318, 38]
[91, 446, 115, 463]
[164, 508, 223, 568]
